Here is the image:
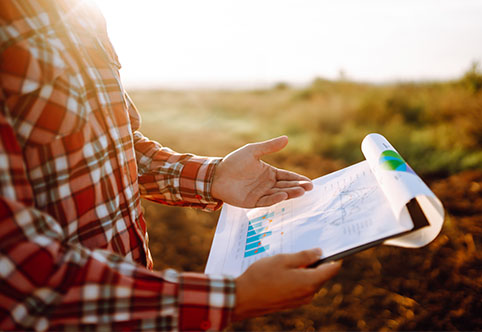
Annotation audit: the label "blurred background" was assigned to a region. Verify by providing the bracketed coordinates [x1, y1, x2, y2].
[98, 0, 481, 330]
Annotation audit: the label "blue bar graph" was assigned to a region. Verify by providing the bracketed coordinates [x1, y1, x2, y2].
[243, 212, 275, 258]
[246, 231, 272, 244]
[245, 241, 262, 251]
[244, 244, 270, 257]
[249, 212, 275, 224]
[249, 220, 267, 230]
[247, 226, 270, 237]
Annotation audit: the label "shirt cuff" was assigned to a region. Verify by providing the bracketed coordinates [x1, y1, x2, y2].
[179, 156, 223, 211]
[178, 272, 236, 331]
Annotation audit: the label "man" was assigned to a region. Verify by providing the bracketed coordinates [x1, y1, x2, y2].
[0, 0, 341, 330]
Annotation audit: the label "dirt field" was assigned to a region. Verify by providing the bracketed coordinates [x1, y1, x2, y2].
[142, 167, 481, 331]
[131, 84, 481, 331]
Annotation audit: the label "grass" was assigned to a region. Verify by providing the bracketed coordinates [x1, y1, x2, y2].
[133, 66, 482, 178]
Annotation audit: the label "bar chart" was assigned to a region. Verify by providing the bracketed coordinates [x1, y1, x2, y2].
[244, 212, 274, 257]
[243, 208, 289, 259]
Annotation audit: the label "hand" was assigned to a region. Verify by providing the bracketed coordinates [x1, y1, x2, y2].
[211, 136, 313, 208]
[232, 248, 342, 321]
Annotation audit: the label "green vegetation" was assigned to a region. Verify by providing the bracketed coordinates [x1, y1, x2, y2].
[293, 70, 482, 176]
[133, 64, 482, 178]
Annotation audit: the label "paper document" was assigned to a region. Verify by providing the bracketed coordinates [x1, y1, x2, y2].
[205, 134, 444, 277]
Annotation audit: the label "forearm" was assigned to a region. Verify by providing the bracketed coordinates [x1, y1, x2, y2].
[133, 131, 223, 211]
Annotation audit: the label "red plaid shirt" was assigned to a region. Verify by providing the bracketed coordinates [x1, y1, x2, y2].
[0, 1, 235, 330]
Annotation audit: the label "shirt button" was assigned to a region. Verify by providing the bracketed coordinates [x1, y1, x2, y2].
[200, 320, 211, 330]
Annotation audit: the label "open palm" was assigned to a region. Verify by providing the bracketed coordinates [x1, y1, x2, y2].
[211, 136, 313, 208]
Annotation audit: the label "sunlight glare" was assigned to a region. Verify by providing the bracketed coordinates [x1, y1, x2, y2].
[93, 0, 482, 88]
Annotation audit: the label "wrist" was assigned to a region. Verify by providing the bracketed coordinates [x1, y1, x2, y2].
[232, 273, 253, 322]
[211, 157, 227, 201]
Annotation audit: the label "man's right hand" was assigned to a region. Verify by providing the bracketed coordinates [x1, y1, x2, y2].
[232, 248, 342, 321]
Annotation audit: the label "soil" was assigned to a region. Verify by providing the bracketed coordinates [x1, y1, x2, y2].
[143, 169, 482, 331]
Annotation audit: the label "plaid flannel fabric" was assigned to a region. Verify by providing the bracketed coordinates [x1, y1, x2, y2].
[0, 0, 235, 330]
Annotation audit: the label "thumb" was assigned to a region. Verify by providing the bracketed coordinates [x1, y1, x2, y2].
[283, 248, 322, 268]
[250, 136, 289, 158]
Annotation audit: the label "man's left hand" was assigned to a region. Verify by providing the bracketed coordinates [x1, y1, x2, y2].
[211, 136, 313, 208]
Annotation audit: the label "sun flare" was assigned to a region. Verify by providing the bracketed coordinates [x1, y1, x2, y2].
[91, 0, 482, 89]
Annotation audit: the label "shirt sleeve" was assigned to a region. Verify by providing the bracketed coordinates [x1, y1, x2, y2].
[0, 117, 236, 331]
[126, 93, 223, 212]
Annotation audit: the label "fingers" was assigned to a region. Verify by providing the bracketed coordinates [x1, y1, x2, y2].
[293, 260, 342, 302]
[282, 248, 322, 268]
[275, 180, 313, 191]
[255, 185, 306, 207]
[308, 260, 343, 288]
[233, 250, 341, 321]
[276, 169, 313, 191]
[267, 186, 306, 200]
[278, 249, 341, 284]
[256, 185, 307, 207]
[250, 136, 289, 158]
[256, 192, 289, 207]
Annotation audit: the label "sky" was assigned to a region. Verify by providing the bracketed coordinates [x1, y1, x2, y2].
[95, 0, 482, 89]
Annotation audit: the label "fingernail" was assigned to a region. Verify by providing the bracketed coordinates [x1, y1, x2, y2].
[312, 248, 322, 256]
[330, 260, 343, 267]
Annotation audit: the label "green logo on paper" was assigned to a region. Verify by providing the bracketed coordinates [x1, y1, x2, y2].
[379, 150, 415, 174]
